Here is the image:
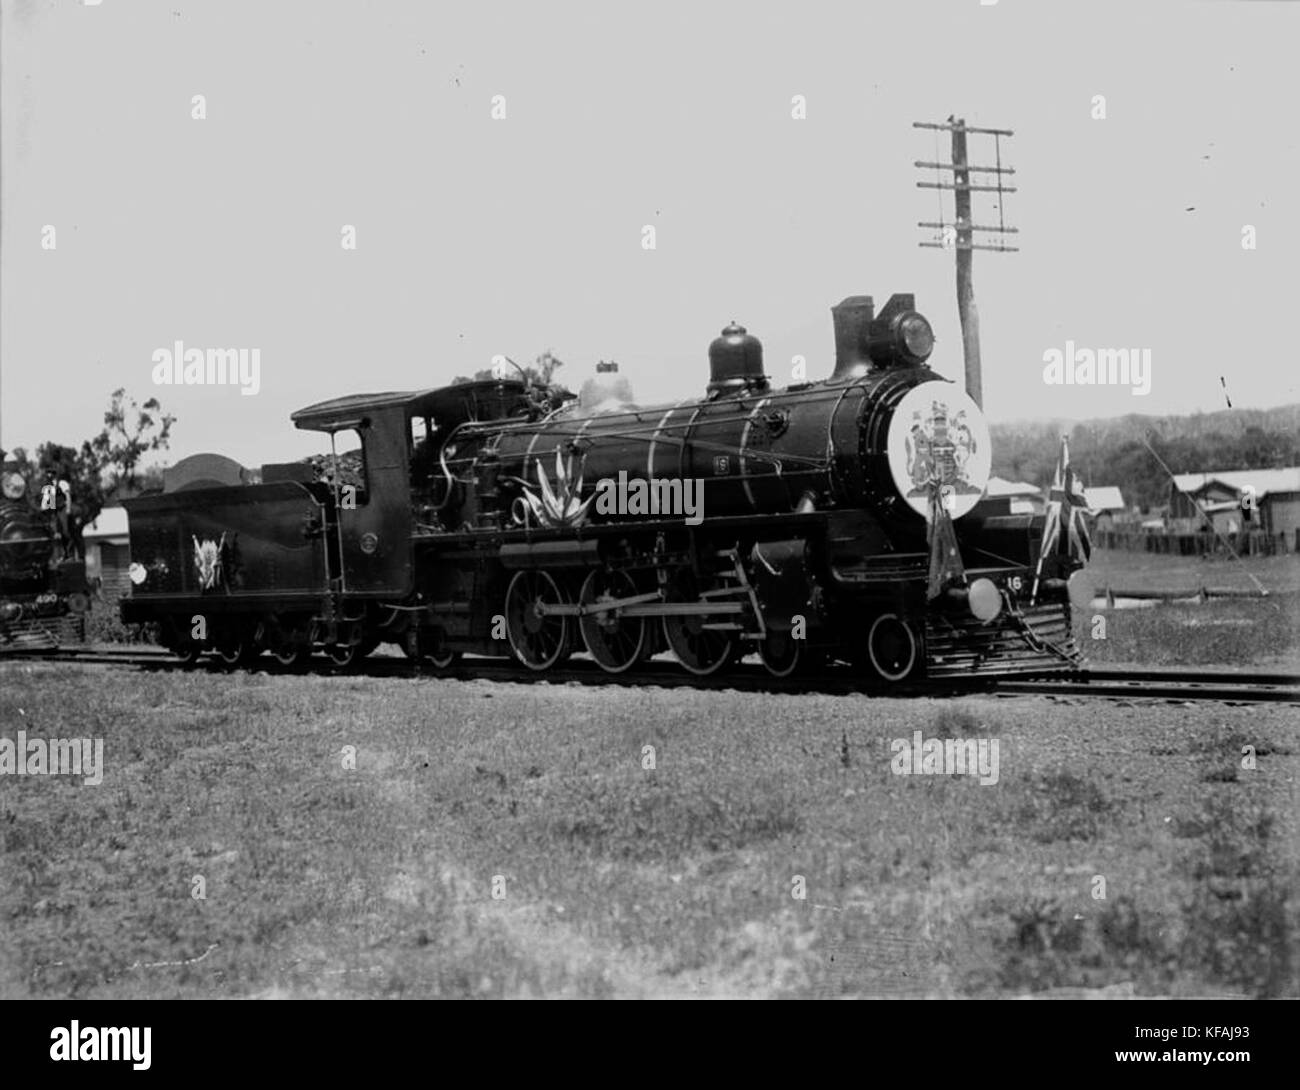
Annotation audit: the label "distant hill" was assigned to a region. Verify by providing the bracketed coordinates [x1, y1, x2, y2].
[991, 405, 1300, 510]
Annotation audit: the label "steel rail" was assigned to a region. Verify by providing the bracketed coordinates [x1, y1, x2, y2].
[6, 647, 1297, 704]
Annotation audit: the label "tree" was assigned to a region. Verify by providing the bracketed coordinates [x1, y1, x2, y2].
[452, 350, 568, 388]
[992, 411, 1300, 513]
[83, 387, 176, 495]
[6, 388, 176, 551]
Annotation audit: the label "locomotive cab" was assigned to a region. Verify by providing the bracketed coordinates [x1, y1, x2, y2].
[290, 380, 543, 590]
[292, 392, 428, 597]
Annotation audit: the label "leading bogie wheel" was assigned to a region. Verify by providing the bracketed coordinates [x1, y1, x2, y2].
[758, 630, 803, 678]
[865, 613, 920, 682]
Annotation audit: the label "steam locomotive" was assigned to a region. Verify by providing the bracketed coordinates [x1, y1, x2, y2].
[0, 456, 91, 648]
[120, 293, 1090, 681]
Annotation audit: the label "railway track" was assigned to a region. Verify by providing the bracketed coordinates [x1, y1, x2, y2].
[5, 644, 1299, 705]
[989, 668, 1300, 705]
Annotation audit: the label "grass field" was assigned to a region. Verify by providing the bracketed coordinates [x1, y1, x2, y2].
[6, 547, 1296, 999]
[2, 661, 1296, 999]
[1084, 547, 1300, 596]
[1075, 549, 1300, 670]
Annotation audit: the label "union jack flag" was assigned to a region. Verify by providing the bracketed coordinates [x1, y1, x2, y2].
[1032, 436, 1092, 598]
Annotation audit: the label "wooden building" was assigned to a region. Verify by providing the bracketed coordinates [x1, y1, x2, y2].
[81, 505, 132, 605]
[985, 476, 1044, 515]
[1170, 468, 1300, 537]
[1084, 486, 1127, 531]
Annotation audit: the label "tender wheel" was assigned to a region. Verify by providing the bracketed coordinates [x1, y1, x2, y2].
[326, 633, 378, 667]
[427, 645, 460, 669]
[167, 615, 203, 664]
[579, 569, 646, 674]
[406, 642, 460, 669]
[266, 615, 314, 669]
[327, 642, 364, 667]
[403, 628, 460, 669]
[505, 570, 569, 671]
[172, 643, 203, 665]
[758, 630, 803, 678]
[866, 613, 920, 682]
[270, 644, 312, 669]
[662, 571, 735, 677]
[214, 636, 248, 667]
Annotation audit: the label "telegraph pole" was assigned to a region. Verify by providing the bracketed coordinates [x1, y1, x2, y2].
[913, 118, 1017, 409]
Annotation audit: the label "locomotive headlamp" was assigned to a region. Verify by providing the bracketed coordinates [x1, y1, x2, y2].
[896, 313, 934, 365]
[865, 294, 934, 367]
[2, 471, 26, 500]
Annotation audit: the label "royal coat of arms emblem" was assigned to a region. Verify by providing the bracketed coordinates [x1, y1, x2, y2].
[905, 401, 980, 497]
[192, 533, 226, 591]
[886, 383, 991, 520]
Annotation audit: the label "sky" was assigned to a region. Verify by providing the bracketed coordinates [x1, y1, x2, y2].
[2, 0, 1297, 468]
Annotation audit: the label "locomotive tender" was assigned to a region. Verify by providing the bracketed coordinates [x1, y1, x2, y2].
[120, 293, 1088, 681]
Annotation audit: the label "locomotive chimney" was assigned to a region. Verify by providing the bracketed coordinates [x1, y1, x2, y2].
[830, 295, 875, 381]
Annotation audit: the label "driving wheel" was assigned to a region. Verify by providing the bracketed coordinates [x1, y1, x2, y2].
[662, 570, 736, 677]
[579, 569, 646, 674]
[505, 570, 568, 671]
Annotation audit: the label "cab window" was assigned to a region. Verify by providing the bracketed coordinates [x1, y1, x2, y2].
[322, 427, 368, 507]
[410, 414, 439, 489]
